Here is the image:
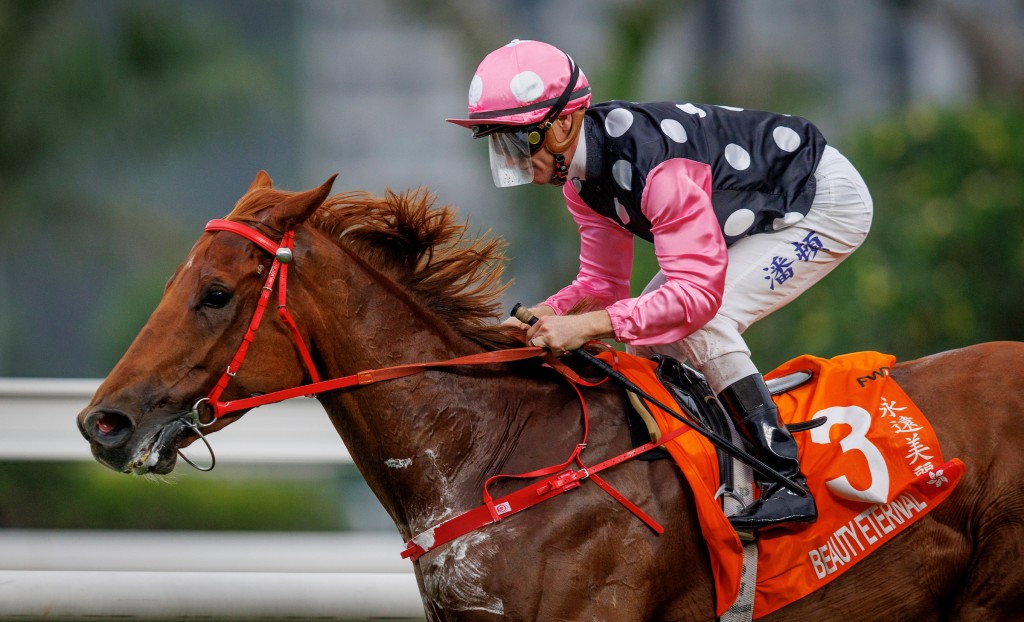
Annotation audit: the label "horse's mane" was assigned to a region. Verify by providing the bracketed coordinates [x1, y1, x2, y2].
[238, 185, 522, 350]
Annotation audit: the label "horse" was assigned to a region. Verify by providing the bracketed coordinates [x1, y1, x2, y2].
[78, 172, 1024, 621]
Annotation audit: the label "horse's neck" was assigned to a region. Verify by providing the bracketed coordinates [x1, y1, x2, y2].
[304, 248, 554, 537]
[318, 354, 565, 539]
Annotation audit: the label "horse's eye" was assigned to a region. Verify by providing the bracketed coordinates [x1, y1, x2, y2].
[201, 288, 232, 309]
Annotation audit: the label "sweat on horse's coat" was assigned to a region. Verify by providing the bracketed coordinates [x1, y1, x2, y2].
[78, 171, 1024, 621]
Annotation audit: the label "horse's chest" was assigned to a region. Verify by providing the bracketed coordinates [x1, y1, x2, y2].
[420, 532, 506, 617]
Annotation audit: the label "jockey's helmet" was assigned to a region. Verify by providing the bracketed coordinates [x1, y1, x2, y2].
[447, 39, 591, 187]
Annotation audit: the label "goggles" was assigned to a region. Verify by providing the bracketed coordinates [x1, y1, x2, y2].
[481, 125, 548, 187]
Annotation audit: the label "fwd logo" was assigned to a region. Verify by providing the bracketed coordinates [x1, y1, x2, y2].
[857, 366, 892, 387]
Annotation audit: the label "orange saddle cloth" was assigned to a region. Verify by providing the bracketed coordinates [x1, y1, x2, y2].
[598, 350, 965, 619]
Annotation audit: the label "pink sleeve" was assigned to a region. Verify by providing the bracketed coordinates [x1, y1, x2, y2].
[542, 184, 635, 314]
[605, 158, 727, 345]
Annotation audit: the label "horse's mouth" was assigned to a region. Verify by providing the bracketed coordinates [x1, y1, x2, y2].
[124, 417, 193, 475]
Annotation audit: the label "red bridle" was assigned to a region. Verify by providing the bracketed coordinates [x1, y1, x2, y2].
[190, 219, 548, 426]
[192, 219, 321, 425]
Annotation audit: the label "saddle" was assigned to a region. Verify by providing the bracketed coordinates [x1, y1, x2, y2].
[608, 350, 964, 619]
[625, 353, 817, 514]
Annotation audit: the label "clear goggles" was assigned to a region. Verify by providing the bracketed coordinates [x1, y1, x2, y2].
[479, 125, 547, 188]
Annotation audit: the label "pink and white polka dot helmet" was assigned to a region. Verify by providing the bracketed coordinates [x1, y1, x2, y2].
[447, 39, 592, 131]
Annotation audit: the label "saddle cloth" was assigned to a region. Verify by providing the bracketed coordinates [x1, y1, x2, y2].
[598, 350, 965, 618]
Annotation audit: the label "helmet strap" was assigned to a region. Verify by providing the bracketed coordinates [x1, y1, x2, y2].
[540, 56, 581, 127]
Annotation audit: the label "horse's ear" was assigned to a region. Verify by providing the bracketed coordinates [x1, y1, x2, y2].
[270, 173, 338, 230]
[249, 170, 274, 191]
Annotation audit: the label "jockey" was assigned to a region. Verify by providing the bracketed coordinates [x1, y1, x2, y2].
[448, 39, 873, 531]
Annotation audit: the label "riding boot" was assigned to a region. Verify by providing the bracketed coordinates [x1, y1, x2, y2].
[718, 373, 817, 530]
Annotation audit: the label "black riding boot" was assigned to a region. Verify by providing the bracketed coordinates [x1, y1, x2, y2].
[718, 373, 817, 530]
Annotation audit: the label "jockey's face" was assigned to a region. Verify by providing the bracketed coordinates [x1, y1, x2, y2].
[529, 148, 556, 185]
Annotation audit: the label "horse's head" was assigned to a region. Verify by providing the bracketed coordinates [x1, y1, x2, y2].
[78, 171, 336, 474]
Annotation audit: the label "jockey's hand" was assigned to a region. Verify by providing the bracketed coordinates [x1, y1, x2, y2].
[525, 310, 614, 355]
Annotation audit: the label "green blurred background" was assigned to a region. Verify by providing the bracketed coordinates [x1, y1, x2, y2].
[1, 0, 1022, 532]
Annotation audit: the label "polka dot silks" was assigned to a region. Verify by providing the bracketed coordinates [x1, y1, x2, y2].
[573, 101, 827, 245]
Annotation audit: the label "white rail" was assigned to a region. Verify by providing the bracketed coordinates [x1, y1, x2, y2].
[0, 530, 412, 573]
[1, 379, 426, 621]
[0, 571, 425, 621]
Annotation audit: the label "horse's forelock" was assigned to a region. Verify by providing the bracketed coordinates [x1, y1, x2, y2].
[227, 174, 336, 231]
[228, 186, 293, 221]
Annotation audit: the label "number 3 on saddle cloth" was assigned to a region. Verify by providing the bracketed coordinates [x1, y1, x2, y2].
[603, 350, 966, 619]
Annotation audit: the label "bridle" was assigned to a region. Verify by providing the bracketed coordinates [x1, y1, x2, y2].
[191, 219, 321, 421]
[174, 218, 318, 470]
[176, 218, 548, 471]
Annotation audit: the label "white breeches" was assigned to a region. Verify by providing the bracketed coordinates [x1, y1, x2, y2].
[632, 145, 874, 393]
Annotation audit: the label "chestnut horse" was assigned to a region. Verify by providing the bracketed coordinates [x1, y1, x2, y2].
[79, 172, 1024, 621]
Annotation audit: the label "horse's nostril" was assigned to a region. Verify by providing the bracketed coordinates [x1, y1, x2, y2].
[86, 409, 135, 446]
[96, 414, 120, 435]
